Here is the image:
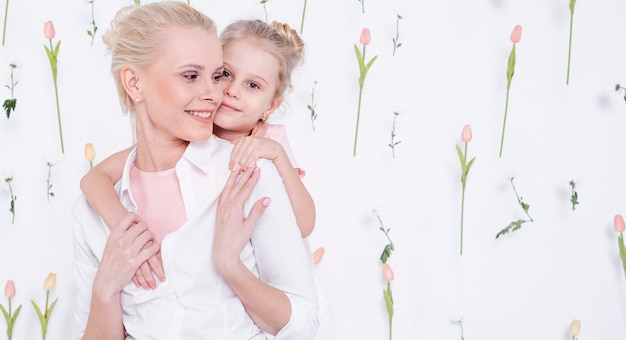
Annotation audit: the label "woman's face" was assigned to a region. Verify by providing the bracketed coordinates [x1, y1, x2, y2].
[136, 25, 224, 143]
[213, 39, 281, 140]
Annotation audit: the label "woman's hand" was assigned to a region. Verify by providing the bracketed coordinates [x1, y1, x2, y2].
[229, 136, 281, 171]
[93, 212, 160, 298]
[131, 247, 165, 290]
[213, 165, 270, 276]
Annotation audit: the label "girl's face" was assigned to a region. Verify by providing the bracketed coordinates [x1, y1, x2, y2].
[213, 39, 282, 141]
[135, 26, 224, 143]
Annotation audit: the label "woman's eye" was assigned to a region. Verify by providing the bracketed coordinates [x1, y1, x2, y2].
[184, 73, 198, 80]
[212, 73, 223, 82]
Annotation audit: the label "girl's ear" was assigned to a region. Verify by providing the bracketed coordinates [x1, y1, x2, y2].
[263, 96, 283, 118]
[120, 67, 142, 101]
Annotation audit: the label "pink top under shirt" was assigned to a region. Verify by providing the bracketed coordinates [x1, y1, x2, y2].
[130, 165, 187, 243]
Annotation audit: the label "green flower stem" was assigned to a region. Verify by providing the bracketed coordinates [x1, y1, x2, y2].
[52, 78, 64, 154]
[460, 142, 467, 255]
[2, 0, 8, 46]
[353, 84, 363, 157]
[299, 0, 307, 34]
[566, 0, 576, 85]
[499, 87, 510, 158]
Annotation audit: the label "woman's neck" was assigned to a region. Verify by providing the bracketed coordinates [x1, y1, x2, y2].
[134, 124, 189, 172]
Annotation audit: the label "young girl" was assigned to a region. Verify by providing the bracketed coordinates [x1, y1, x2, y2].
[80, 19, 315, 289]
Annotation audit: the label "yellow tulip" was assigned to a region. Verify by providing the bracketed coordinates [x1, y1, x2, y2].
[569, 319, 581, 336]
[44, 273, 56, 291]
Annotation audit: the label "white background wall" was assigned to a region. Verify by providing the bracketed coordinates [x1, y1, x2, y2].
[1, 0, 626, 339]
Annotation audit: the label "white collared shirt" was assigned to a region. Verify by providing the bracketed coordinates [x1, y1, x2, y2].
[72, 136, 319, 340]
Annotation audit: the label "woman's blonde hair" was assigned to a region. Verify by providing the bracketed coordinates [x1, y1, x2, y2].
[102, 2, 217, 114]
[220, 19, 304, 99]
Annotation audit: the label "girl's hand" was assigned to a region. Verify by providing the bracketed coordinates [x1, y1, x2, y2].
[213, 165, 270, 275]
[229, 137, 281, 171]
[131, 248, 165, 290]
[93, 212, 160, 298]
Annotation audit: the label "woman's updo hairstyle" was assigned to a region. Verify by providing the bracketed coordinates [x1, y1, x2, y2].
[102, 2, 217, 114]
[220, 19, 304, 99]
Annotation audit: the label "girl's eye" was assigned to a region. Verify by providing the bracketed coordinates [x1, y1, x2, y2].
[222, 70, 232, 78]
[247, 82, 260, 90]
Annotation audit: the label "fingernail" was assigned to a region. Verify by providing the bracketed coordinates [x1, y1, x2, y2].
[263, 198, 271, 206]
[232, 164, 240, 172]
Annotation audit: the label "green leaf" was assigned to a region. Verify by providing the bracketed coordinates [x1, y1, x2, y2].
[380, 243, 394, 264]
[456, 145, 466, 170]
[383, 282, 394, 319]
[53, 40, 61, 57]
[354, 44, 364, 73]
[619, 234, 626, 277]
[11, 304, 21, 324]
[31, 300, 47, 335]
[0, 303, 9, 325]
[506, 45, 516, 88]
[47, 297, 59, 318]
[3, 98, 17, 118]
[495, 219, 526, 239]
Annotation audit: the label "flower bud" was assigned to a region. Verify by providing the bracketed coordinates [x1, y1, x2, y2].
[615, 214, 625, 233]
[44, 21, 56, 40]
[510, 25, 522, 43]
[44, 273, 56, 291]
[569, 319, 581, 336]
[4, 280, 15, 298]
[383, 263, 394, 282]
[312, 247, 325, 265]
[461, 124, 472, 143]
[360, 28, 371, 46]
[84, 143, 95, 162]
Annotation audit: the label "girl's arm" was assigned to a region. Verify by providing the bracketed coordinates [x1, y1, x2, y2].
[79, 147, 132, 229]
[80, 146, 165, 288]
[229, 137, 316, 238]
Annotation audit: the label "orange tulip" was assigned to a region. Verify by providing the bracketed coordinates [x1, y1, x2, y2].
[44, 21, 56, 40]
[4, 279, 15, 298]
[382, 263, 394, 282]
[615, 214, 625, 233]
[461, 125, 472, 143]
[510, 25, 522, 43]
[360, 27, 371, 46]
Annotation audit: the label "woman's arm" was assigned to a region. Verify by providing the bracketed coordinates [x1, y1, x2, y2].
[76, 213, 159, 340]
[214, 165, 318, 338]
[80, 147, 132, 229]
[229, 137, 316, 237]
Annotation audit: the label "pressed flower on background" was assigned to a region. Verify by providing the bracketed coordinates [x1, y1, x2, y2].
[614, 214, 626, 278]
[499, 24, 522, 158]
[353, 27, 377, 157]
[32, 273, 59, 340]
[456, 124, 476, 255]
[1, 279, 22, 340]
[43, 21, 65, 154]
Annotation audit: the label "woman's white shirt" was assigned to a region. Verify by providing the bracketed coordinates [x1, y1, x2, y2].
[72, 136, 319, 340]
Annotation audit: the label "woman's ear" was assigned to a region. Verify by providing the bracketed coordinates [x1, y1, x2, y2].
[120, 67, 141, 101]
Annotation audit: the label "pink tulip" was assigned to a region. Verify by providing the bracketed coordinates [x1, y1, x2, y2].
[510, 25, 522, 44]
[383, 263, 394, 282]
[615, 214, 625, 233]
[360, 28, 371, 46]
[44, 21, 56, 40]
[461, 124, 472, 143]
[312, 247, 325, 265]
[4, 279, 15, 298]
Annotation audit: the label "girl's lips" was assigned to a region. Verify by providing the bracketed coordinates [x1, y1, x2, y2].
[219, 102, 240, 112]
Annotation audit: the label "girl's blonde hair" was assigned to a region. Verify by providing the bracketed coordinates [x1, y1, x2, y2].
[102, 1, 217, 114]
[220, 19, 304, 100]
